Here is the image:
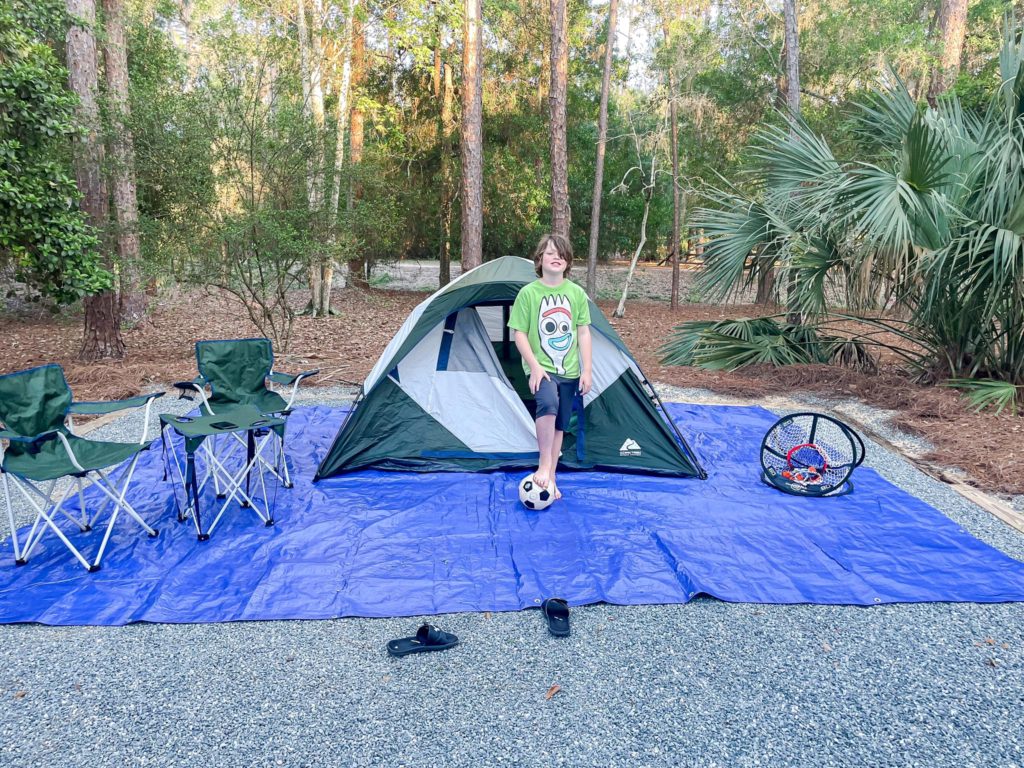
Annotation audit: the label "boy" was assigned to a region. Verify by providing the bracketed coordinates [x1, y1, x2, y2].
[508, 233, 592, 500]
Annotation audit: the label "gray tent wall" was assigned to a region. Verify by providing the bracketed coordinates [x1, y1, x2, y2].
[315, 256, 705, 479]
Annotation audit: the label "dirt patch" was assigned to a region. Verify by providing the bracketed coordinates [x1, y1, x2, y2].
[3, 287, 1022, 496]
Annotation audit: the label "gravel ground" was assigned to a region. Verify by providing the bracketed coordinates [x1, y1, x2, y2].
[1, 387, 1023, 768]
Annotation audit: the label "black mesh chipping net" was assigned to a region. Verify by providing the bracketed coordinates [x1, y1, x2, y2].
[760, 413, 865, 497]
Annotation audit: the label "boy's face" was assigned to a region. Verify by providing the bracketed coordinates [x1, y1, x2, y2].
[540, 242, 567, 277]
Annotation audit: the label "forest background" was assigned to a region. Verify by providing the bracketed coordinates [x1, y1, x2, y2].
[5, 0, 1024, 494]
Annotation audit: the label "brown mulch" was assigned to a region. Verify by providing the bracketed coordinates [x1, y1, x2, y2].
[3, 288, 1022, 496]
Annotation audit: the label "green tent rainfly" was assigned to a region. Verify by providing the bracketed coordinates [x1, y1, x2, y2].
[315, 256, 706, 479]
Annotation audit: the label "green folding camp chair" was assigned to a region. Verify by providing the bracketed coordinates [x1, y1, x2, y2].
[174, 338, 317, 489]
[0, 365, 162, 572]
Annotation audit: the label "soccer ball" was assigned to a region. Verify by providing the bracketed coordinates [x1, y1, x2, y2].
[518, 474, 554, 510]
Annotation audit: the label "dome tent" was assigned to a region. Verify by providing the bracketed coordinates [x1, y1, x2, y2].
[314, 256, 705, 480]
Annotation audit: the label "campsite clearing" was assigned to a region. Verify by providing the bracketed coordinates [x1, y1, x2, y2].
[1, 388, 1021, 768]
[3, 285, 1022, 496]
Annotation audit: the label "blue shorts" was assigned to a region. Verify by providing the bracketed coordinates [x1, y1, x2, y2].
[535, 374, 579, 432]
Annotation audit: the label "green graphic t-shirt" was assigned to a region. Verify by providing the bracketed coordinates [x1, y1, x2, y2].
[507, 279, 591, 378]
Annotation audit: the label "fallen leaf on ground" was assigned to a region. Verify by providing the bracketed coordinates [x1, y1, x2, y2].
[545, 684, 561, 700]
[14, 691, 26, 699]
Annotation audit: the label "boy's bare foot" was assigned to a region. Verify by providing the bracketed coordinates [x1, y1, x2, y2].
[547, 473, 561, 499]
[533, 468, 550, 488]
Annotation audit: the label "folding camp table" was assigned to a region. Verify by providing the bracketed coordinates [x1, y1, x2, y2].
[160, 406, 285, 540]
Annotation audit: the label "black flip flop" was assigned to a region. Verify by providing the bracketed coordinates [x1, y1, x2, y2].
[541, 597, 571, 637]
[386, 624, 459, 658]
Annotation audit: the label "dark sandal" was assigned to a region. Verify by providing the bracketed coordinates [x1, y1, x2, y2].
[386, 624, 459, 657]
[541, 597, 571, 637]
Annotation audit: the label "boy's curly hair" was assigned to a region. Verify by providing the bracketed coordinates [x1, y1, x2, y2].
[532, 233, 573, 277]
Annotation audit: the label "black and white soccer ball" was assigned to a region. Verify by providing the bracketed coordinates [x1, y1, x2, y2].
[519, 474, 554, 510]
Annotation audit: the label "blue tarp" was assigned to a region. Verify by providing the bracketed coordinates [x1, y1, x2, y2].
[1, 403, 1023, 625]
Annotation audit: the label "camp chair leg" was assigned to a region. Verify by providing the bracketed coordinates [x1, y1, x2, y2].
[163, 433, 191, 522]
[225, 430, 290, 489]
[13, 477, 88, 534]
[2, 471, 23, 563]
[203, 431, 276, 535]
[11, 477, 93, 571]
[14, 478, 58, 562]
[75, 478, 91, 531]
[92, 461, 156, 536]
[205, 437, 224, 499]
[279, 435, 293, 488]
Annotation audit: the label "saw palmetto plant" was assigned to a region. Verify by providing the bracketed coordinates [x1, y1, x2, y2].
[661, 22, 1024, 411]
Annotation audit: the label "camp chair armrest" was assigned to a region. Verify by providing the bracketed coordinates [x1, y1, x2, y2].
[173, 376, 208, 395]
[268, 369, 319, 386]
[70, 392, 164, 444]
[269, 369, 319, 409]
[0, 428, 63, 446]
[69, 392, 164, 416]
[174, 376, 215, 417]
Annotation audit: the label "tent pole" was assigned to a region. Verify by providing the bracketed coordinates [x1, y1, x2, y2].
[502, 305, 510, 359]
[643, 376, 708, 480]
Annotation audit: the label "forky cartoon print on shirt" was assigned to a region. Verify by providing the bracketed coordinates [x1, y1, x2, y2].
[537, 293, 575, 375]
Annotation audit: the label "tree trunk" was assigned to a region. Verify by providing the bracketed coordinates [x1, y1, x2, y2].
[783, 0, 800, 121]
[754, 247, 776, 304]
[439, 43, 455, 287]
[783, 0, 801, 325]
[348, 15, 368, 288]
[536, 0, 548, 115]
[297, 0, 322, 312]
[301, 0, 330, 314]
[586, 0, 617, 299]
[68, 0, 124, 361]
[325, 0, 356, 316]
[549, 0, 570, 238]
[103, 0, 146, 327]
[433, 38, 442, 99]
[179, 0, 199, 81]
[623, 0, 634, 79]
[666, 37, 680, 310]
[614, 156, 655, 319]
[460, 0, 484, 272]
[927, 0, 969, 106]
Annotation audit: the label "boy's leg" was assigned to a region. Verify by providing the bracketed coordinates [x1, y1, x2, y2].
[533, 376, 560, 488]
[548, 378, 579, 499]
[548, 428, 564, 499]
[535, 415, 556, 488]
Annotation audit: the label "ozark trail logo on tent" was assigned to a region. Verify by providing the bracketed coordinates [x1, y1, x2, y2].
[619, 438, 642, 457]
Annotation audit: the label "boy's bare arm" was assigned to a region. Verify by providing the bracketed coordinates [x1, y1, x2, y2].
[578, 324, 593, 395]
[514, 330, 549, 394]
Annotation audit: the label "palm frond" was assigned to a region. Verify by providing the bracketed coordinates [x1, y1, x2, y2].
[657, 320, 719, 366]
[850, 71, 918, 152]
[783, 231, 844, 319]
[658, 317, 825, 372]
[901, 113, 953, 193]
[692, 190, 790, 302]
[822, 336, 878, 373]
[944, 378, 1021, 415]
[749, 119, 843, 216]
